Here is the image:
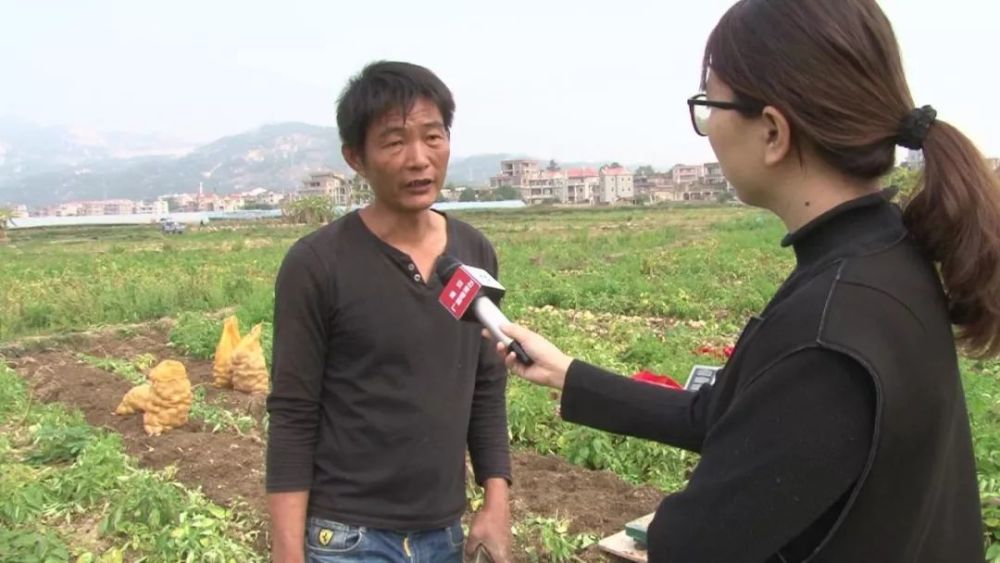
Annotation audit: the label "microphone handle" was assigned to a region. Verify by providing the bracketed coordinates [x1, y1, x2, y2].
[473, 296, 534, 366]
[506, 340, 534, 367]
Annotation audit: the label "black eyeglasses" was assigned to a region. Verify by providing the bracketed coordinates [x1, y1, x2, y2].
[687, 94, 765, 137]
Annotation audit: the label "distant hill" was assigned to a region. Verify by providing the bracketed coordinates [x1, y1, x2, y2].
[0, 118, 653, 207]
[0, 121, 351, 206]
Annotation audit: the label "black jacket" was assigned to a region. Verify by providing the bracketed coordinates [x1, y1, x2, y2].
[562, 192, 984, 562]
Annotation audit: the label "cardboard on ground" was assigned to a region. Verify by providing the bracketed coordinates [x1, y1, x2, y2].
[598, 513, 654, 562]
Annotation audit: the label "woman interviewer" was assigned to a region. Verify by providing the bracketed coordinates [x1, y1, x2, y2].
[494, 1, 999, 561]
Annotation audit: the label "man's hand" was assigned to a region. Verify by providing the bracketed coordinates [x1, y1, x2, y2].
[466, 478, 512, 563]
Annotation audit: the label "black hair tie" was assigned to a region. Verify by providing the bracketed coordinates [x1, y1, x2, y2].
[897, 105, 937, 150]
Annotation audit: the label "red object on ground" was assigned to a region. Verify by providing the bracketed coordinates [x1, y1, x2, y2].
[694, 343, 736, 360]
[631, 370, 684, 390]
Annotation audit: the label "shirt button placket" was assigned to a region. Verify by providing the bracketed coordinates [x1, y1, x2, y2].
[406, 263, 421, 283]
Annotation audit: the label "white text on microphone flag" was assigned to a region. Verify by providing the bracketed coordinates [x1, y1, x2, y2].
[438, 266, 482, 320]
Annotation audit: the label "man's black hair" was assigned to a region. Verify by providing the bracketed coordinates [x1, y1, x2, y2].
[336, 61, 455, 155]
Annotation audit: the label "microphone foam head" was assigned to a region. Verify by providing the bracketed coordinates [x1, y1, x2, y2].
[435, 254, 463, 283]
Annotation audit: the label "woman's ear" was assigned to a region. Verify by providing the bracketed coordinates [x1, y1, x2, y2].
[761, 106, 793, 167]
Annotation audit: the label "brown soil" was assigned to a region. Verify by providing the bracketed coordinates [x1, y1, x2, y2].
[4, 324, 664, 562]
[511, 454, 660, 535]
[41, 321, 269, 424]
[8, 352, 268, 513]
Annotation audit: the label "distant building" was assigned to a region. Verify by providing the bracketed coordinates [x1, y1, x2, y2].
[491, 159, 541, 190]
[485, 158, 734, 205]
[490, 159, 542, 202]
[103, 199, 136, 215]
[161, 193, 197, 211]
[136, 200, 169, 215]
[565, 168, 600, 204]
[635, 172, 676, 202]
[299, 171, 351, 206]
[523, 170, 567, 204]
[195, 195, 216, 212]
[663, 162, 732, 201]
[598, 165, 634, 204]
[81, 201, 106, 216]
[490, 159, 581, 204]
[703, 162, 726, 186]
[55, 203, 82, 217]
[348, 174, 373, 206]
[679, 182, 727, 201]
[12, 204, 29, 219]
[440, 186, 470, 201]
[209, 196, 242, 212]
[264, 191, 288, 206]
[240, 187, 286, 207]
[440, 186, 458, 201]
[670, 164, 703, 186]
[231, 194, 247, 208]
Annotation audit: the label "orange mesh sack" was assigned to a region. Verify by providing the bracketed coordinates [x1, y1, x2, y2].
[230, 323, 269, 395]
[212, 315, 242, 388]
[114, 383, 152, 415]
[143, 360, 193, 436]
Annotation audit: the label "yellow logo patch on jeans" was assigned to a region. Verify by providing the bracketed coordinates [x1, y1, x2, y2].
[318, 528, 334, 546]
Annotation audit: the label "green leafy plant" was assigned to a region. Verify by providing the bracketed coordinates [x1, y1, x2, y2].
[0, 364, 263, 562]
[518, 516, 598, 562]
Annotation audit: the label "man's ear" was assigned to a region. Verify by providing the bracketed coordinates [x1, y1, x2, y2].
[761, 106, 792, 167]
[342, 145, 365, 177]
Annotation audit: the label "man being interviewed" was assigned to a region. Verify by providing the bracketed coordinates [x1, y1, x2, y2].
[266, 61, 512, 563]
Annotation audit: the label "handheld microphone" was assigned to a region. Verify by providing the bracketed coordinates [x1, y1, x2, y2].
[435, 255, 534, 366]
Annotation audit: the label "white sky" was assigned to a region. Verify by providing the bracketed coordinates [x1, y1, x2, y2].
[2, 0, 997, 166]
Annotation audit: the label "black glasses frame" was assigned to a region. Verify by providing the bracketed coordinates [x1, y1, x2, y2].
[687, 94, 765, 137]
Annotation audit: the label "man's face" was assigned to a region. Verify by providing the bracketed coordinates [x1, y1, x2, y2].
[346, 97, 450, 213]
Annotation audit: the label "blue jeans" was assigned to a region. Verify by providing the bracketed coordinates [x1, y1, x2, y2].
[305, 516, 464, 563]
